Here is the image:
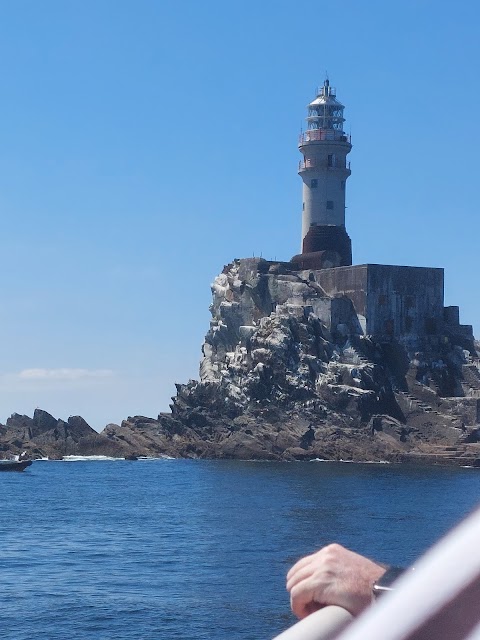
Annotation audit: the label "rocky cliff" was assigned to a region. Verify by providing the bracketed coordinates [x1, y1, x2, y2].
[2, 258, 480, 465]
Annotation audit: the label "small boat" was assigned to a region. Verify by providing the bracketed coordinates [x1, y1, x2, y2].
[0, 459, 33, 472]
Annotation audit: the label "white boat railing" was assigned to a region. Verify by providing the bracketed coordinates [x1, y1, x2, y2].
[272, 606, 352, 640]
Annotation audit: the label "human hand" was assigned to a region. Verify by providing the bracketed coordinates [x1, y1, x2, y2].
[286, 543, 386, 618]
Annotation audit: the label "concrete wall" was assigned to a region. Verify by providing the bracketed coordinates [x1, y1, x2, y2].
[365, 265, 444, 339]
[311, 264, 444, 340]
[305, 297, 361, 336]
[444, 306, 460, 326]
[312, 265, 369, 318]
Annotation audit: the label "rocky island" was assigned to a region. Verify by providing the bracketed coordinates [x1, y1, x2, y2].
[1, 80, 479, 465]
[1, 256, 479, 466]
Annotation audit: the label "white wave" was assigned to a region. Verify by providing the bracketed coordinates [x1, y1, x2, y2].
[309, 458, 391, 465]
[137, 455, 175, 460]
[61, 455, 125, 462]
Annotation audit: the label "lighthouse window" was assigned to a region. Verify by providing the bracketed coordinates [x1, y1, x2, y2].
[302, 202, 305, 210]
[328, 154, 335, 167]
[326, 200, 334, 210]
[310, 179, 318, 188]
[341, 181, 345, 190]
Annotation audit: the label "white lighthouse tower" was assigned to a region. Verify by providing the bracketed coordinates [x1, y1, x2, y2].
[292, 79, 352, 270]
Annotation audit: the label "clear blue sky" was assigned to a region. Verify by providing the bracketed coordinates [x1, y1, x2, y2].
[0, 0, 478, 430]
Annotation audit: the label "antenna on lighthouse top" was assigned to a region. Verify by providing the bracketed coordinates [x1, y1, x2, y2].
[324, 72, 330, 94]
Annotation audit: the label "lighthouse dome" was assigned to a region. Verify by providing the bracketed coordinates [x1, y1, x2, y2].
[307, 79, 345, 131]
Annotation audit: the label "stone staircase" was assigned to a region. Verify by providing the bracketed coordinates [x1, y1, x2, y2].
[340, 338, 374, 367]
[394, 386, 464, 435]
[406, 443, 480, 466]
[341, 345, 370, 366]
[396, 390, 432, 412]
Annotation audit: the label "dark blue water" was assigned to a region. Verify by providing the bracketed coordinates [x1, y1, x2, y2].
[1, 459, 479, 639]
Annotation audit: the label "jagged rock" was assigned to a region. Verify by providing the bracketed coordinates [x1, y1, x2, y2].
[0, 410, 130, 460]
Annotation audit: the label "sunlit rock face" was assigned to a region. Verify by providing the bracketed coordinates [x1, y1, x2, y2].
[196, 259, 378, 417]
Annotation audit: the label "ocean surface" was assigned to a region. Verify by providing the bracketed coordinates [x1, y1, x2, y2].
[1, 459, 479, 640]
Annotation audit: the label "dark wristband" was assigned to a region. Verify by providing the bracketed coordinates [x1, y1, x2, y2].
[372, 566, 407, 599]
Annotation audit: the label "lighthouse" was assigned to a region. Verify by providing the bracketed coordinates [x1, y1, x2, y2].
[292, 79, 352, 270]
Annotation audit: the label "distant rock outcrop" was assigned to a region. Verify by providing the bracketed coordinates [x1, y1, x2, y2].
[2, 259, 480, 465]
[0, 409, 127, 460]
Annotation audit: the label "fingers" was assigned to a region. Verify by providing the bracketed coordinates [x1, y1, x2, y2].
[286, 552, 316, 582]
[290, 578, 324, 619]
[287, 554, 329, 620]
[286, 545, 348, 620]
[286, 563, 314, 592]
[290, 583, 314, 619]
[286, 546, 334, 592]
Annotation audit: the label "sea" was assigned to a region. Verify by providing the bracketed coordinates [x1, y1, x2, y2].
[1, 459, 479, 640]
